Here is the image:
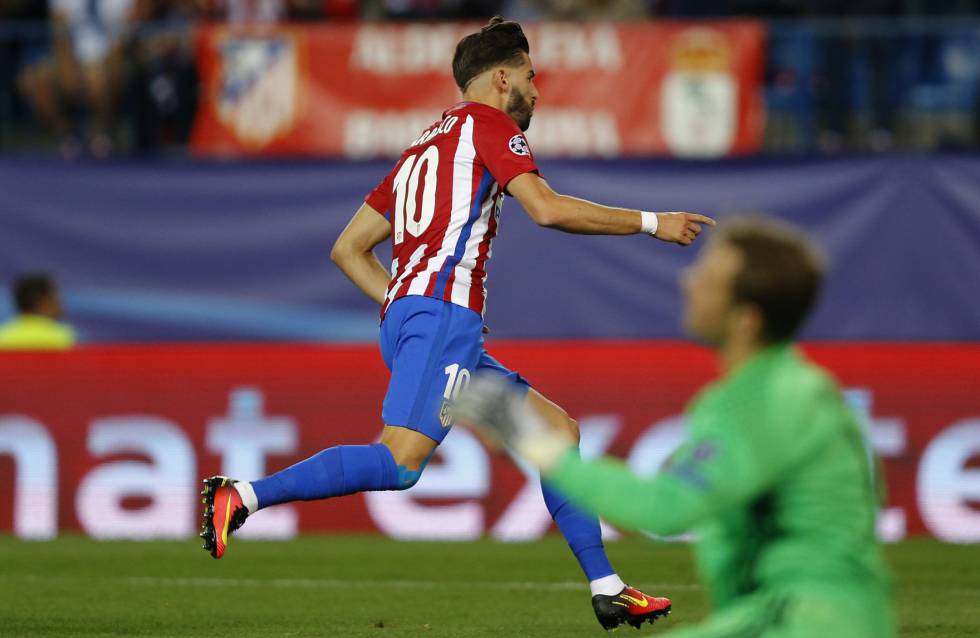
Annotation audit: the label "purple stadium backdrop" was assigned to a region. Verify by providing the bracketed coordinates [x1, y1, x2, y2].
[1, 155, 978, 342]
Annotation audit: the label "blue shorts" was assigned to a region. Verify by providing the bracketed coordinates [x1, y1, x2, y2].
[379, 295, 531, 443]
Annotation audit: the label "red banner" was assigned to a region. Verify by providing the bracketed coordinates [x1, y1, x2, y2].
[1, 343, 978, 542]
[190, 22, 765, 159]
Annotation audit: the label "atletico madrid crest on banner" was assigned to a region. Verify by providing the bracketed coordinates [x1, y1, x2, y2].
[213, 33, 301, 147]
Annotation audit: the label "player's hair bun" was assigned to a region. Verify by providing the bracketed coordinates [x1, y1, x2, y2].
[482, 16, 507, 32]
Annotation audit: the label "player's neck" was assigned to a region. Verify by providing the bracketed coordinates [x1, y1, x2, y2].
[719, 339, 762, 376]
[461, 91, 506, 114]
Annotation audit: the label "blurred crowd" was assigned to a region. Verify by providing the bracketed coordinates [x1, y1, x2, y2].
[0, 0, 978, 156]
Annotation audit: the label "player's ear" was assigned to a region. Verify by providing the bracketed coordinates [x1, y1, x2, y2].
[735, 305, 765, 345]
[492, 67, 509, 92]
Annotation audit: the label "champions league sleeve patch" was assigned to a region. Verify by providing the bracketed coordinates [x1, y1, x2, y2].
[663, 439, 719, 490]
[508, 134, 531, 156]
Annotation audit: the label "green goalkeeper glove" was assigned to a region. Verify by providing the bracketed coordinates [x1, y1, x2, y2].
[450, 374, 574, 472]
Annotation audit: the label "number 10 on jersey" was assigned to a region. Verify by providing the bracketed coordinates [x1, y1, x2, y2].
[392, 146, 439, 245]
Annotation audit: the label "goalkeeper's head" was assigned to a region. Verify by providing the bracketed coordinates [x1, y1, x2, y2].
[682, 217, 825, 350]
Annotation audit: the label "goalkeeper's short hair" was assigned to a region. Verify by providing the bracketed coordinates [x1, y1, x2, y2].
[717, 218, 825, 343]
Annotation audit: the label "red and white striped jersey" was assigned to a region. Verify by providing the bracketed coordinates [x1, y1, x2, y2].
[365, 101, 539, 319]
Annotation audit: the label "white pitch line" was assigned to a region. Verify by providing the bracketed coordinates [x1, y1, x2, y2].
[10, 575, 980, 597]
[3, 574, 703, 592]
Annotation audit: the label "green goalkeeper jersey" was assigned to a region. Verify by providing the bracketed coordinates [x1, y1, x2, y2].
[549, 344, 892, 615]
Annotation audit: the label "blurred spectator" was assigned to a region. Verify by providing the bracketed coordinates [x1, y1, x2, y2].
[198, 0, 287, 22]
[16, 0, 142, 158]
[654, 0, 802, 17]
[905, 0, 978, 13]
[806, 0, 905, 152]
[128, 0, 199, 151]
[654, 0, 732, 16]
[195, 0, 339, 21]
[505, 0, 650, 20]
[1, 1, 51, 144]
[362, 0, 503, 20]
[0, 274, 76, 350]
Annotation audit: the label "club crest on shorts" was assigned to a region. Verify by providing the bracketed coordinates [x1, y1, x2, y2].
[439, 399, 454, 428]
[508, 134, 530, 156]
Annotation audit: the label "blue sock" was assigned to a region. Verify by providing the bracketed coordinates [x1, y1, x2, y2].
[251, 443, 421, 509]
[542, 481, 615, 582]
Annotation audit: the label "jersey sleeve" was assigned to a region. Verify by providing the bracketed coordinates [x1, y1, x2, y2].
[364, 165, 395, 219]
[544, 383, 837, 537]
[546, 429, 760, 537]
[471, 112, 540, 192]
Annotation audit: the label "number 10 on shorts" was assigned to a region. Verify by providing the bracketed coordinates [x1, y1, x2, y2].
[439, 363, 470, 427]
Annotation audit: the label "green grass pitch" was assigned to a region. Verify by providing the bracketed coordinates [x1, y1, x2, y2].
[1, 536, 977, 637]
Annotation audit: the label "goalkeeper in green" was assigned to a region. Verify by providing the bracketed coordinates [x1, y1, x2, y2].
[453, 218, 895, 637]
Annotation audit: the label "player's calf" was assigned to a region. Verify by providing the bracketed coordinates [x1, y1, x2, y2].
[379, 425, 438, 489]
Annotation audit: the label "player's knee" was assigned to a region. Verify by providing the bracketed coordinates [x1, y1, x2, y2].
[564, 417, 581, 444]
[381, 443, 433, 490]
[529, 392, 580, 444]
[550, 406, 580, 443]
[391, 456, 427, 490]
[394, 465, 423, 490]
[545, 405, 580, 443]
[384, 443, 427, 470]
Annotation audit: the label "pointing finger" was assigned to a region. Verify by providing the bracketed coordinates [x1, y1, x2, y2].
[686, 213, 716, 226]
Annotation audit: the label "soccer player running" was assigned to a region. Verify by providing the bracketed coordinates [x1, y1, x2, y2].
[453, 218, 896, 638]
[200, 16, 714, 630]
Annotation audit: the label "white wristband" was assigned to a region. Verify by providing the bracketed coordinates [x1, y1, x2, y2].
[640, 211, 659, 236]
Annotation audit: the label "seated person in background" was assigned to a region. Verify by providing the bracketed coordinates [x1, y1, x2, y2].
[0, 274, 76, 350]
[196, 0, 330, 22]
[196, 0, 284, 22]
[17, 0, 140, 158]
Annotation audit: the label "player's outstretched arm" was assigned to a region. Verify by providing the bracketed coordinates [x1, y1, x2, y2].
[451, 375, 764, 537]
[507, 172, 715, 245]
[330, 203, 392, 306]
